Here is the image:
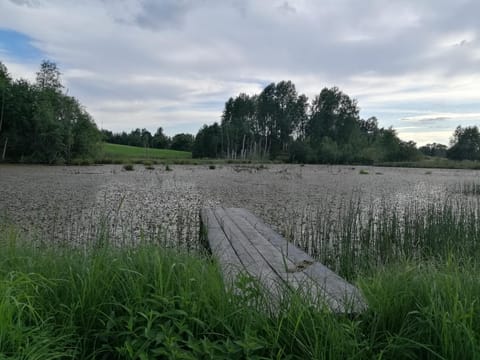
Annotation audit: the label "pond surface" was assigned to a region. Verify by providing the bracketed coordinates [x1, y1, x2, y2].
[0, 164, 478, 247]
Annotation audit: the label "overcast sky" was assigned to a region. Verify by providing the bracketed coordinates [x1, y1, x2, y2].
[1, 0, 480, 145]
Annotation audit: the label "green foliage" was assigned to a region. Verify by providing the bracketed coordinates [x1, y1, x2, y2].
[447, 126, 480, 161]
[193, 123, 222, 158]
[288, 140, 314, 163]
[102, 127, 179, 152]
[170, 133, 194, 152]
[123, 163, 134, 171]
[195, 81, 421, 164]
[309, 86, 359, 146]
[316, 136, 340, 163]
[0, 60, 101, 163]
[152, 127, 170, 149]
[420, 142, 448, 157]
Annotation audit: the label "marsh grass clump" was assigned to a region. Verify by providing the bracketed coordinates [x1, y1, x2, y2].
[165, 164, 173, 171]
[144, 161, 154, 170]
[123, 163, 134, 171]
[71, 158, 94, 166]
[359, 169, 369, 175]
[209, 164, 216, 170]
[284, 195, 480, 280]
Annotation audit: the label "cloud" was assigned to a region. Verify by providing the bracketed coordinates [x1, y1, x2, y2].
[396, 129, 454, 146]
[8, 0, 40, 7]
[401, 112, 480, 123]
[1, 0, 480, 141]
[277, 1, 296, 14]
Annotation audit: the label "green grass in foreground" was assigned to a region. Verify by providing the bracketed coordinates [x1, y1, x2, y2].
[2, 224, 480, 359]
[97, 143, 192, 163]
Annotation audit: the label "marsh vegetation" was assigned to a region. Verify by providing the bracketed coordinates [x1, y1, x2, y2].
[1, 164, 480, 358]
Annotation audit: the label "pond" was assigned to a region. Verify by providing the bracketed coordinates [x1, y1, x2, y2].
[0, 164, 478, 249]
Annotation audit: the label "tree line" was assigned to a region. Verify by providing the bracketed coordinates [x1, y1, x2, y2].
[192, 81, 419, 163]
[101, 128, 194, 152]
[2, 61, 479, 164]
[0, 60, 101, 163]
[193, 81, 480, 163]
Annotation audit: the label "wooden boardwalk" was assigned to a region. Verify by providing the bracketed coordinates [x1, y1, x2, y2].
[200, 207, 366, 313]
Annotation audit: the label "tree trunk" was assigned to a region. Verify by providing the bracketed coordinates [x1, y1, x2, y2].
[0, 86, 5, 134]
[241, 134, 246, 159]
[2, 137, 8, 161]
[264, 135, 269, 158]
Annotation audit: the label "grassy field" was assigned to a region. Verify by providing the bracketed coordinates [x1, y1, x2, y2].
[95, 143, 192, 163]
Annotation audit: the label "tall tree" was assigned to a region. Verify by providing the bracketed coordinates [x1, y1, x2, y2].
[170, 133, 194, 152]
[193, 123, 222, 158]
[308, 87, 360, 146]
[36, 60, 63, 91]
[152, 127, 170, 149]
[0, 62, 11, 159]
[0, 61, 101, 163]
[447, 126, 480, 161]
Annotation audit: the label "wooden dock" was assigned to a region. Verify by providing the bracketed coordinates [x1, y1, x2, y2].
[200, 207, 366, 313]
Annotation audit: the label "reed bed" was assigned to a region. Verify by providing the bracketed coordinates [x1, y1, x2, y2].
[283, 194, 480, 280]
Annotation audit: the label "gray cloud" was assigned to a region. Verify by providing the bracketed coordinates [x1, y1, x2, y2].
[8, 0, 40, 7]
[277, 1, 296, 14]
[134, 0, 191, 30]
[1, 0, 480, 144]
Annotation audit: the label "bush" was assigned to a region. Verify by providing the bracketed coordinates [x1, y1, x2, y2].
[123, 164, 134, 171]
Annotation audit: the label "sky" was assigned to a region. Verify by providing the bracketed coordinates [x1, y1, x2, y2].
[1, 0, 480, 145]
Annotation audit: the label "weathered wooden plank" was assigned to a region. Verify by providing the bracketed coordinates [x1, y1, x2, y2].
[226, 207, 366, 312]
[303, 263, 367, 312]
[211, 208, 284, 293]
[228, 208, 314, 265]
[199, 208, 243, 284]
[221, 208, 323, 297]
[201, 207, 367, 313]
[223, 208, 297, 272]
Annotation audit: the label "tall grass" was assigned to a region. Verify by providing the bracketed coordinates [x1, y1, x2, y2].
[283, 195, 480, 280]
[3, 186, 480, 358]
[3, 222, 480, 358]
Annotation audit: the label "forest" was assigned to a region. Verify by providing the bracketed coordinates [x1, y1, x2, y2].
[1, 61, 479, 164]
[0, 61, 100, 164]
[192, 81, 479, 163]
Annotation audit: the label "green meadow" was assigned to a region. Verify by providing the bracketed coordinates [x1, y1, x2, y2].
[96, 143, 192, 164]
